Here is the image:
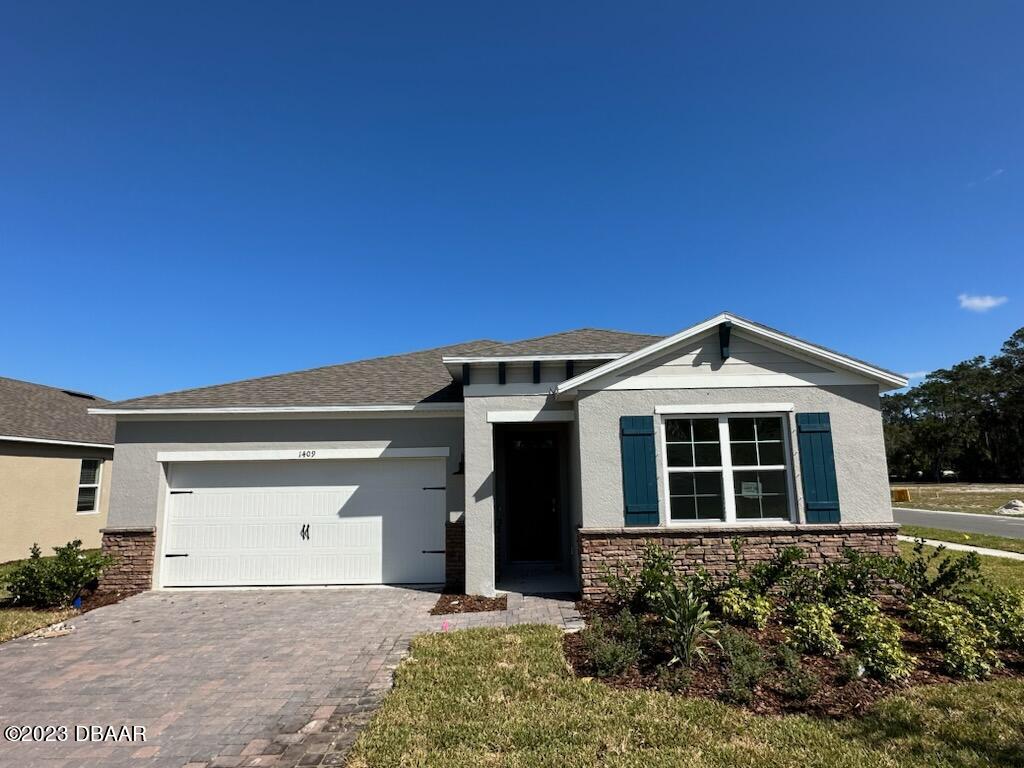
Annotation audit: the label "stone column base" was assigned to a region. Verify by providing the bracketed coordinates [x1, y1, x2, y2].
[98, 527, 156, 595]
[445, 519, 466, 591]
[578, 523, 900, 601]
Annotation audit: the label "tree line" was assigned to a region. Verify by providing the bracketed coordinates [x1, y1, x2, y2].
[883, 326, 1024, 482]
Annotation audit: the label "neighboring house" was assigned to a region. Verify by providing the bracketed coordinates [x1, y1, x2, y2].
[0, 377, 115, 563]
[91, 313, 906, 597]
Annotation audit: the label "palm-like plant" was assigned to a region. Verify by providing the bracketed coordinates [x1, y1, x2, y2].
[659, 582, 721, 667]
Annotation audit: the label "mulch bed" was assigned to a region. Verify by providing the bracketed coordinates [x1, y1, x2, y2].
[564, 600, 1024, 719]
[431, 592, 508, 615]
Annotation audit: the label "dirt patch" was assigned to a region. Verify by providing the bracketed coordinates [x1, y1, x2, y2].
[565, 601, 1024, 719]
[431, 593, 508, 615]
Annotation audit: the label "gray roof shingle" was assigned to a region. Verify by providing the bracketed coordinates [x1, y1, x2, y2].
[0, 377, 115, 445]
[100, 329, 662, 410]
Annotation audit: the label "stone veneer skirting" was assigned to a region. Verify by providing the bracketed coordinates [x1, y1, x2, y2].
[578, 523, 900, 601]
[445, 519, 466, 591]
[99, 527, 156, 595]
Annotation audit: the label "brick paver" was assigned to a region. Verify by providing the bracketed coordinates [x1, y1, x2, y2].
[0, 588, 580, 768]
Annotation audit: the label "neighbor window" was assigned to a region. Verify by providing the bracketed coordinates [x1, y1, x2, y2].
[664, 415, 792, 523]
[77, 459, 102, 513]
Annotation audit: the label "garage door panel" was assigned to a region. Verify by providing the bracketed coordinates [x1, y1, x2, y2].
[162, 458, 444, 587]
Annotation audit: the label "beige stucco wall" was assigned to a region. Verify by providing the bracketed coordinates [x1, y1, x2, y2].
[0, 442, 113, 563]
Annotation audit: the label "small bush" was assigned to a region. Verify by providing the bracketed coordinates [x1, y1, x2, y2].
[960, 587, 1024, 650]
[5, 540, 112, 608]
[780, 567, 824, 606]
[580, 612, 641, 677]
[601, 544, 678, 613]
[775, 646, 820, 701]
[892, 540, 982, 599]
[836, 596, 914, 682]
[821, 548, 895, 600]
[660, 582, 720, 667]
[788, 602, 842, 656]
[719, 627, 769, 704]
[655, 665, 692, 693]
[909, 596, 1000, 679]
[837, 654, 866, 684]
[746, 546, 807, 593]
[717, 587, 772, 630]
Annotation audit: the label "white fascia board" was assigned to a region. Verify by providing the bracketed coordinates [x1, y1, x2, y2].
[486, 409, 576, 423]
[654, 403, 794, 415]
[156, 446, 451, 462]
[555, 312, 908, 394]
[443, 353, 624, 364]
[89, 403, 465, 417]
[0, 434, 114, 449]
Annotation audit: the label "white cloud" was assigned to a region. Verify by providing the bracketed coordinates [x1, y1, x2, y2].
[967, 168, 1005, 188]
[903, 370, 930, 381]
[958, 293, 1008, 312]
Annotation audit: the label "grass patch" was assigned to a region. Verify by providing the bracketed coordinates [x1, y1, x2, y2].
[348, 624, 1024, 768]
[900, 526, 1024, 555]
[891, 483, 1024, 515]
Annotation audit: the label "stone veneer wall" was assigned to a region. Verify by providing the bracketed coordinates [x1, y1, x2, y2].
[578, 523, 899, 601]
[99, 527, 156, 595]
[445, 519, 466, 591]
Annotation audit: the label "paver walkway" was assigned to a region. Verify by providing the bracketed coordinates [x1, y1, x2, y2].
[0, 587, 580, 768]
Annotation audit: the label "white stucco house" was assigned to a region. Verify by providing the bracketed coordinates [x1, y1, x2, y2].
[91, 312, 906, 597]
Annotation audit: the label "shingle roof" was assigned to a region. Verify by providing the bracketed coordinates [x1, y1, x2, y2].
[0, 377, 115, 445]
[467, 328, 663, 356]
[100, 329, 662, 410]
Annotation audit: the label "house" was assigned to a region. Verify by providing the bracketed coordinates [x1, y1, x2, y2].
[0, 377, 115, 563]
[90, 313, 906, 597]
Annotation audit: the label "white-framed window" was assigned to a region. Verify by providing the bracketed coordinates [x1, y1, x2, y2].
[661, 413, 795, 524]
[76, 459, 103, 514]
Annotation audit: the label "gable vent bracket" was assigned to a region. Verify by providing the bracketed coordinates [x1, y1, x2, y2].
[718, 321, 732, 361]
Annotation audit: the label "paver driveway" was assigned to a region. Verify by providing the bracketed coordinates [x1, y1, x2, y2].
[0, 588, 580, 768]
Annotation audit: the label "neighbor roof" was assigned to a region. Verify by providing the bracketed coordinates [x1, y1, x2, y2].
[0, 377, 115, 446]
[97, 329, 661, 411]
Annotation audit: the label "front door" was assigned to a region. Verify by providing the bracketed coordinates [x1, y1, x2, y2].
[503, 430, 561, 562]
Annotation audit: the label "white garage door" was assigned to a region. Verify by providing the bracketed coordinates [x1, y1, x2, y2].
[160, 458, 446, 587]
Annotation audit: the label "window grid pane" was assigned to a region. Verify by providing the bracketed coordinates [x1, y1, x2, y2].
[728, 416, 785, 467]
[76, 487, 97, 512]
[79, 459, 100, 485]
[666, 418, 721, 468]
[669, 471, 724, 522]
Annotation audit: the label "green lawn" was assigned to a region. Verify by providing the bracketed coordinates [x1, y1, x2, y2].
[899, 525, 1024, 556]
[891, 483, 1024, 514]
[349, 546, 1024, 767]
[348, 625, 1024, 768]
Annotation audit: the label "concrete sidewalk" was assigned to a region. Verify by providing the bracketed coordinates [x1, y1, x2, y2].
[897, 534, 1024, 561]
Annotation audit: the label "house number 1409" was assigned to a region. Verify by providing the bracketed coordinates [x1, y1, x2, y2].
[297, 450, 317, 459]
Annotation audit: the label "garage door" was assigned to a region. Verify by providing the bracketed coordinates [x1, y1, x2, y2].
[160, 458, 446, 587]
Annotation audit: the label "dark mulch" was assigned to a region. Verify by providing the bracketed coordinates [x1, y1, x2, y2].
[431, 592, 508, 615]
[79, 589, 130, 612]
[565, 600, 1024, 719]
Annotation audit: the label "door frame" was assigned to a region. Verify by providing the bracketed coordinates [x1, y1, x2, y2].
[493, 423, 572, 578]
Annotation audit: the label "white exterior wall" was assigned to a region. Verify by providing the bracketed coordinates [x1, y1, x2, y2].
[576, 384, 892, 529]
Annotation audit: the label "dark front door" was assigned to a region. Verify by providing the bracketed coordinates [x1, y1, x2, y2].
[504, 429, 561, 562]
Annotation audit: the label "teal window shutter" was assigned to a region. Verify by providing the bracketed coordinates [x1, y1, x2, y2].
[796, 413, 841, 523]
[620, 416, 659, 526]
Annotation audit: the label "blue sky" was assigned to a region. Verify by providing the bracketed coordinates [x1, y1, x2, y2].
[1, 2, 1021, 400]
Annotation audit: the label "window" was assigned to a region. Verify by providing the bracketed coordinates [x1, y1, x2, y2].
[663, 414, 792, 524]
[77, 459, 102, 513]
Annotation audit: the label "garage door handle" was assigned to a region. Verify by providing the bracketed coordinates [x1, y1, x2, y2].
[421, 550, 445, 554]
[165, 553, 188, 558]
[422, 486, 446, 491]
[300, 523, 310, 540]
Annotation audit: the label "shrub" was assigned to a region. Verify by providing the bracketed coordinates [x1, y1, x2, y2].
[960, 587, 1024, 650]
[5, 540, 112, 608]
[580, 612, 641, 677]
[788, 602, 843, 656]
[659, 582, 721, 667]
[717, 586, 772, 630]
[837, 654, 866, 684]
[719, 627, 769, 704]
[836, 596, 914, 682]
[655, 665, 692, 693]
[892, 539, 982, 599]
[821, 548, 895, 600]
[775, 645, 820, 701]
[746, 546, 806, 593]
[780, 567, 824, 606]
[909, 597, 999, 679]
[601, 543, 678, 613]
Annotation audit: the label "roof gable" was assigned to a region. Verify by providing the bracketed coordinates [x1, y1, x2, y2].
[556, 313, 907, 394]
[0, 377, 114, 445]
